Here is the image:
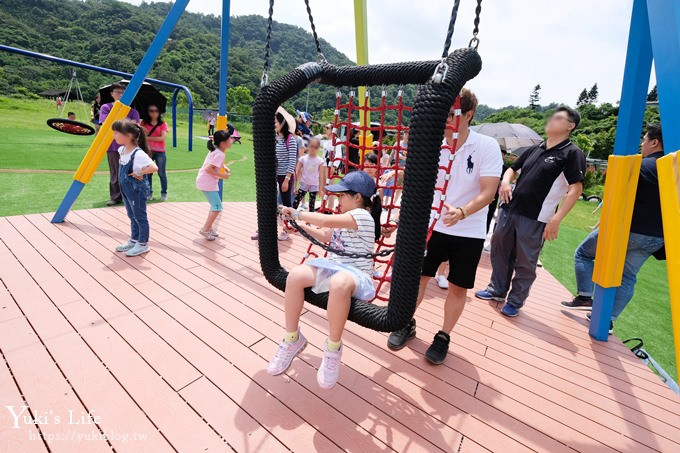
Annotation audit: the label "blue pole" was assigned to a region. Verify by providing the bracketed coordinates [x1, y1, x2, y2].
[218, 0, 231, 117]
[187, 89, 194, 152]
[172, 88, 179, 150]
[218, 0, 231, 200]
[589, 0, 653, 340]
[120, 0, 190, 105]
[51, 0, 189, 223]
[647, 0, 680, 154]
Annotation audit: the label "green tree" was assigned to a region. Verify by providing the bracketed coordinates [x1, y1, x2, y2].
[226, 86, 254, 115]
[587, 83, 599, 104]
[572, 133, 594, 157]
[319, 108, 335, 124]
[647, 84, 658, 102]
[528, 84, 541, 110]
[577, 88, 589, 107]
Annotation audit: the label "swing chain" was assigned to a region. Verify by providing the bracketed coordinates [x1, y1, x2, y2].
[440, 0, 461, 59]
[304, 0, 327, 64]
[468, 0, 482, 50]
[261, 0, 275, 87]
[277, 208, 395, 259]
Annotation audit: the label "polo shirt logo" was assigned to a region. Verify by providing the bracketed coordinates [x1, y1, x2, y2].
[466, 154, 474, 174]
[545, 156, 557, 164]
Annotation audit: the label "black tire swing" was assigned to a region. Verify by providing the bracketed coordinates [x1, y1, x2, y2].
[253, 0, 483, 332]
[46, 70, 95, 136]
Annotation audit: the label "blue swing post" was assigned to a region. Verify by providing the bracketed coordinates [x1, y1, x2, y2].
[217, 0, 232, 200]
[590, 0, 680, 341]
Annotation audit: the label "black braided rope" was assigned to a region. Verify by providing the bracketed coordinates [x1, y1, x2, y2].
[441, 0, 461, 59]
[253, 48, 482, 332]
[303, 0, 323, 59]
[472, 0, 482, 36]
[261, 0, 275, 85]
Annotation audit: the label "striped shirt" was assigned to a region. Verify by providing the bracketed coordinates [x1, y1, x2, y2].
[329, 208, 375, 276]
[276, 134, 298, 176]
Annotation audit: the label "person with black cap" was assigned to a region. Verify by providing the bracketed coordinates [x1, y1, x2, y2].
[267, 171, 382, 390]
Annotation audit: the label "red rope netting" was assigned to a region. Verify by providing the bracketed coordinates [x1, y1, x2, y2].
[301, 88, 462, 303]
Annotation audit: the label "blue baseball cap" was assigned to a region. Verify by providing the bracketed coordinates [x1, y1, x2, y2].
[296, 110, 311, 123]
[325, 171, 377, 198]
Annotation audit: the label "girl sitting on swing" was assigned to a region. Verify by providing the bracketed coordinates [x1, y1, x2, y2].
[268, 171, 382, 389]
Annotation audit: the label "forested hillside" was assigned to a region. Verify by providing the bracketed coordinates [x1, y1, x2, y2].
[0, 0, 353, 112]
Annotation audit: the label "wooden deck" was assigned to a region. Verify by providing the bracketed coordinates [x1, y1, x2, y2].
[0, 202, 678, 452]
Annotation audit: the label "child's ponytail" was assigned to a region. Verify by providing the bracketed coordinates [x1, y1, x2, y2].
[207, 129, 231, 152]
[369, 194, 383, 241]
[134, 123, 151, 157]
[359, 193, 383, 242]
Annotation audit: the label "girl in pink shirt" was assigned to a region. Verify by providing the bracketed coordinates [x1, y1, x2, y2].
[196, 130, 232, 241]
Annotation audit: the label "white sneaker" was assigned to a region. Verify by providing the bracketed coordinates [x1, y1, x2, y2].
[267, 332, 308, 375]
[436, 275, 449, 289]
[199, 229, 217, 241]
[115, 239, 136, 252]
[317, 341, 343, 389]
[125, 242, 150, 257]
[278, 231, 290, 241]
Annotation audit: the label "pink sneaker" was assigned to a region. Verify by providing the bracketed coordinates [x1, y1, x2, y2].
[317, 341, 343, 389]
[267, 332, 307, 375]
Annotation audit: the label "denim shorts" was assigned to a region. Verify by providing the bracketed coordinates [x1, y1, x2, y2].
[202, 191, 223, 211]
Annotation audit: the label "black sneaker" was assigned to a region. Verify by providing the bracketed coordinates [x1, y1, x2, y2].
[585, 312, 613, 335]
[425, 331, 450, 365]
[561, 295, 593, 311]
[387, 318, 416, 351]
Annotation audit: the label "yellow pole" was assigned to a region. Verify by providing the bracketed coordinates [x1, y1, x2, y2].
[353, 0, 372, 150]
[657, 151, 680, 379]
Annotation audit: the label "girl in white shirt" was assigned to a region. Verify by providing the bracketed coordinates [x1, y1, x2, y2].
[111, 120, 158, 257]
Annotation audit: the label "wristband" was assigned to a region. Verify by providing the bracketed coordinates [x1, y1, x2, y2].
[293, 210, 300, 220]
[457, 206, 468, 219]
[136, 170, 142, 177]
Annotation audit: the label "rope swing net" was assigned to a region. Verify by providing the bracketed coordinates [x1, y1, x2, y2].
[253, 0, 483, 332]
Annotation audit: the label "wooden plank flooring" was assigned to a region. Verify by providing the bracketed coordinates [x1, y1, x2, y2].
[0, 202, 678, 452]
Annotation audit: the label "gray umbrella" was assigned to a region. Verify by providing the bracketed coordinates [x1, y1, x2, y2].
[470, 122, 543, 151]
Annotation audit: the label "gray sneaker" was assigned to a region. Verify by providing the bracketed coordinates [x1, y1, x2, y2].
[125, 242, 150, 256]
[199, 229, 217, 241]
[115, 240, 136, 252]
[160, 194, 168, 202]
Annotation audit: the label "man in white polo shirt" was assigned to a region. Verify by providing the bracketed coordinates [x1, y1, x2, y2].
[387, 88, 503, 364]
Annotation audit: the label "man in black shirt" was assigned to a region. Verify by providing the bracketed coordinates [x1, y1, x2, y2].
[562, 124, 665, 333]
[476, 106, 586, 317]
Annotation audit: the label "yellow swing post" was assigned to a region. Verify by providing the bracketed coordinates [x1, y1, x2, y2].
[354, 0, 372, 151]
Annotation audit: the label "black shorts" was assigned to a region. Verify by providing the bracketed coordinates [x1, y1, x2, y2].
[421, 231, 485, 289]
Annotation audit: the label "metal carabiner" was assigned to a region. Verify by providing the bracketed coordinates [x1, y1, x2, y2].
[432, 59, 449, 85]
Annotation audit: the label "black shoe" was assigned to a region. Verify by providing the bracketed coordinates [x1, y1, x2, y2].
[387, 318, 416, 351]
[585, 312, 613, 335]
[561, 295, 593, 311]
[425, 331, 450, 365]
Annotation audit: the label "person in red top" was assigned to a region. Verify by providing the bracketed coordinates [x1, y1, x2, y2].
[141, 105, 169, 201]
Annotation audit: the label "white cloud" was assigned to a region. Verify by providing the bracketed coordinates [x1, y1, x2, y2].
[123, 0, 655, 107]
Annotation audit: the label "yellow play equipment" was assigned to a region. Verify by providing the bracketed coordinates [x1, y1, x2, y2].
[657, 151, 680, 379]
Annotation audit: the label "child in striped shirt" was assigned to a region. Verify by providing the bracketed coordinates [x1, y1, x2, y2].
[267, 172, 383, 389]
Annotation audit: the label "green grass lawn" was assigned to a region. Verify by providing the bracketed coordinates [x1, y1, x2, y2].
[1, 96, 676, 383]
[0, 97, 255, 215]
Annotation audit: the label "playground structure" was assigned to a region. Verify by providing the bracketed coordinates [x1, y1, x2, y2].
[1, 0, 680, 451]
[25, 0, 678, 378]
[0, 44, 195, 150]
[587, 0, 680, 380]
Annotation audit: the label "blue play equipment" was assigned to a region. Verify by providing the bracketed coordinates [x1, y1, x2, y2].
[0, 44, 194, 152]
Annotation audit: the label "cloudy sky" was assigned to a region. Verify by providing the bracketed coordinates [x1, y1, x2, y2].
[124, 0, 654, 108]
